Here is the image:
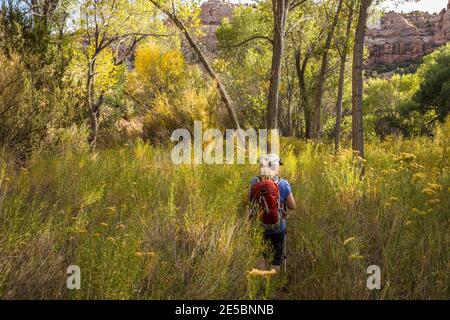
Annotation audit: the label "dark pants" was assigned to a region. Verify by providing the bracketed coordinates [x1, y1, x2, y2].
[263, 231, 285, 266]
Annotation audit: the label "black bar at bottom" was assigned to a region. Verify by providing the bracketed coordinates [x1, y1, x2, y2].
[0, 300, 446, 319]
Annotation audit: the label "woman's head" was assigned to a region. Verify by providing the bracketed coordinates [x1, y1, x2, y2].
[259, 153, 283, 177]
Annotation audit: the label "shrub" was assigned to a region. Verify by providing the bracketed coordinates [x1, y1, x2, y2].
[0, 52, 80, 161]
[129, 42, 218, 143]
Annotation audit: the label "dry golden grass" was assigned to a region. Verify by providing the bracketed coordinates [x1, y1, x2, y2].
[0, 120, 448, 299]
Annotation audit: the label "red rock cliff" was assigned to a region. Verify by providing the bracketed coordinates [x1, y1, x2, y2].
[196, 0, 450, 72]
[366, 0, 450, 71]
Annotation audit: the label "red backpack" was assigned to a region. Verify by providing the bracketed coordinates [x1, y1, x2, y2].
[250, 177, 283, 231]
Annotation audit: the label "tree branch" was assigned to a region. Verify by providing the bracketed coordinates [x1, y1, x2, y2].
[219, 35, 273, 49]
[289, 0, 308, 11]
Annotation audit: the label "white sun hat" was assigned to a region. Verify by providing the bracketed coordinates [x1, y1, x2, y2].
[259, 153, 284, 176]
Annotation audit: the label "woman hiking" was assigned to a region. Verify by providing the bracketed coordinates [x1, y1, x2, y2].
[248, 153, 296, 272]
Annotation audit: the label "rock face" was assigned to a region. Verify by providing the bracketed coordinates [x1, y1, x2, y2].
[199, 0, 237, 51]
[181, 0, 238, 61]
[435, 0, 450, 45]
[196, 0, 450, 72]
[366, 0, 450, 72]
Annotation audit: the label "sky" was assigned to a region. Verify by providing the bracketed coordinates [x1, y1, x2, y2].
[382, 0, 448, 13]
[227, 0, 449, 13]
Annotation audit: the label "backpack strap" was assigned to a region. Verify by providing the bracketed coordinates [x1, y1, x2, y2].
[275, 177, 287, 218]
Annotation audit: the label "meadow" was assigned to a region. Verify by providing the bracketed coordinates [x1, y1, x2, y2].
[0, 120, 448, 300]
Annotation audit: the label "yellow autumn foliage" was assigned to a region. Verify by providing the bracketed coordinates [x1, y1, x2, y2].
[135, 42, 185, 92]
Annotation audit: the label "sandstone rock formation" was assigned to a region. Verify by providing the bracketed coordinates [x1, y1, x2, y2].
[180, 0, 238, 61]
[199, 0, 237, 51]
[435, 0, 450, 45]
[195, 0, 450, 72]
[366, 0, 450, 72]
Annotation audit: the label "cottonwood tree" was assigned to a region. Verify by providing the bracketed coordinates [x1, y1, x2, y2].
[22, 0, 61, 27]
[352, 0, 371, 160]
[158, 0, 307, 135]
[414, 43, 450, 123]
[148, 0, 242, 131]
[290, 2, 320, 139]
[217, 0, 308, 134]
[215, 0, 308, 132]
[352, 0, 417, 160]
[77, 0, 165, 147]
[267, 0, 289, 130]
[335, 0, 356, 151]
[289, 0, 344, 140]
[310, 0, 344, 141]
[216, 4, 275, 130]
[267, 0, 307, 130]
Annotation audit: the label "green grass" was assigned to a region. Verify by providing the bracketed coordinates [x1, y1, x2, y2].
[0, 122, 449, 299]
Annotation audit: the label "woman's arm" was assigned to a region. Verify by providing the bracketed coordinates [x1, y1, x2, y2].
[286, 192, 296, 210]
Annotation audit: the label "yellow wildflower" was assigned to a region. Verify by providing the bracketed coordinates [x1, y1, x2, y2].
[411, 208, 427, 215]
[428, 183, 442, 192]
[422, 183, 443, 196]
[20, 167, 29, 174]
[389, 197, 399, 202]
[410, 162, 425, 171]
[246, 268, 277, 278]
[422, 188, 434, 196]
[389, 168, 397, 174]
[349, 253, 364, 260]
[135, 252, 144, 257]
[99, 222, 108, 227]
[106, 237, 115, 242]
[343, 237, 356, 245]
[394, 153, 416, 162]
[425, 199, 440, 206]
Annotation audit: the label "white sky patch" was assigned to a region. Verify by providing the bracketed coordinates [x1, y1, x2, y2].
[382, 0, 448, 13]
[225, 0, 448, 14]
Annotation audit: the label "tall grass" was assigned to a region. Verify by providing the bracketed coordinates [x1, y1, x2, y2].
[0, 121, 448, 299]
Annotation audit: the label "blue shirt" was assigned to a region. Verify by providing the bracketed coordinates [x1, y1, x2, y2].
[249, 176, 292, 234]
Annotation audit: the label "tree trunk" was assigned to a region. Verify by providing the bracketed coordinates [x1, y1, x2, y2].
[352, 0, 372, 159]
[335, 5, 354, 152]
[335, 56, 346, 152]
[295, 50, 311, 139]
[86, 59, 98, 147]
[267, 0, 290, 130]
[86, 55, 105, 148]
[311, 0, 344, 141]
[149, 0, 241, 130]
[89, 110, 99, 148]
[287, 82, 293, 136]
